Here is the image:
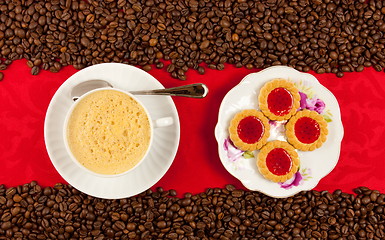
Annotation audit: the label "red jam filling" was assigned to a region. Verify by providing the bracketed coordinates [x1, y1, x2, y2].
[266, 148, 292, 176]
[237, 116, 264, 144]
[294, 117, 320, 144]
[267, 87, 293, 116]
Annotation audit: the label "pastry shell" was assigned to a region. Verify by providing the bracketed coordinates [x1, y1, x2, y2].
[286, 110, 328, 151]
[258, 78, 300, 121]
[257, 140, 300, 183]
[228, 109, 270, 151]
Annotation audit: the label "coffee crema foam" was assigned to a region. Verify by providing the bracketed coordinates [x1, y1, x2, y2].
[67, 90, 151, 175]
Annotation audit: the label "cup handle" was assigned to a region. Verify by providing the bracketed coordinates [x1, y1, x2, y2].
[153, 117, 174, 128]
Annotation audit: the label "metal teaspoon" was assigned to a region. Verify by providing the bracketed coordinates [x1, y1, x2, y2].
[71, 80, 208, 101]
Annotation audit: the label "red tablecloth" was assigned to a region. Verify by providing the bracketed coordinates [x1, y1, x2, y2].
[1, 59, 384, 195]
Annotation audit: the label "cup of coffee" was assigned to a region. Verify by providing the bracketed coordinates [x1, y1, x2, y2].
[63, 87, 171, 177]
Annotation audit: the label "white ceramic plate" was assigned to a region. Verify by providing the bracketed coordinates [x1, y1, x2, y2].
[215, 66, 344, 198]
[44, 63, 180, 199]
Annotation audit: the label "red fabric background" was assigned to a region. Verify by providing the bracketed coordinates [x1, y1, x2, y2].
[1, 59, 385, 196]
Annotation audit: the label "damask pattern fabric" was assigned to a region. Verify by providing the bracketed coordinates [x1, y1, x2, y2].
[0, 59, 384, 194]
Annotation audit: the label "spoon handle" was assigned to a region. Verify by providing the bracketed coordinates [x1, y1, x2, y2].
[130, 83, 208, 98]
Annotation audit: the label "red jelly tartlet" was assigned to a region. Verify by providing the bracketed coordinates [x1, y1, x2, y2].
[286, 110, 328, 151]
[257, 141, 300, 183]
[258, 79, 300, 121]
[228, 109, 270, 151]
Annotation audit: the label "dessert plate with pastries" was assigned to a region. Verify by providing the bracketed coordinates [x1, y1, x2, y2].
[215, 66, 344, 198]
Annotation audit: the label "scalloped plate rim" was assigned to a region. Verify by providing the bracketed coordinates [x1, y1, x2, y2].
[215, 66, 344, 198]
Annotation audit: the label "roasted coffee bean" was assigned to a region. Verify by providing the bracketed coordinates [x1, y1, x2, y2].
[1, 212, 11, 221]
[1, 182, 385, 239]
[217, 63, 225, 71]
[197, 66, 205, 75]
[0, 1, 384, 79]
[31, 66, 40, 75]
[6, 187, 16, 197]
[0, 72, 3, 81]
[232, 190, 244, 198]
[142, 65, 152, 72]
[0, 64, 7, 71]
[157, 221, 167, 229]
[346, 208, 355, 218]
[200, 40, 210, 49]
[1, 221, 11, 230]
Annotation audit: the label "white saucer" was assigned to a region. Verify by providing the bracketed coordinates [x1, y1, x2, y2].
[215, 66, 344, 198]
[44, 63, 180, 199]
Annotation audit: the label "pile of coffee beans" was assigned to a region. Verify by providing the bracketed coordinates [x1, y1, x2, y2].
[0, 0, 385, 80]
[1, 182, 385, 239]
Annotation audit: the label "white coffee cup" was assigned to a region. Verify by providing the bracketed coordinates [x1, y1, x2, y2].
[63, 87, 173, 177]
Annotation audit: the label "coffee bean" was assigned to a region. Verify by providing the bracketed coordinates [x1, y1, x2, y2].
[231, 33, 239, 42]
[200, 40, 210, 49]
[276, 42, 285, 52]
[80, 37, 90, 48]
[1, 221, 11, 230]
[1, 183, 385, 239]
[346, 208, 355, 218]
[0, 72, 3, 81]
[86, 14, 95, 23]
[312, 231, 322, 238]
[157, 221, 167, 229]
[0, 1, 384, 79]
[217, 63, 225, 71]
[263, 32, 273, 41]
[336, 72, 344, 78]
[154, 62, 163, 69]
[167, 64, 175, 73]
[6, 187, 16, 197]
[114, 221, 125, 230]
[142, 65, 152, 72]
[232, 190, 244, 198]
[149, 39, 158, 47]
[197, 66, 205, 74]
[165, 189, 175, 197]
[208, 64, 217, 70]
[12, 195, 23, 204]
[1, 212, 11, 222]
[220, 19, 230, 28]
[362, 196, 371, 205]
[31, 66, 40, 75]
